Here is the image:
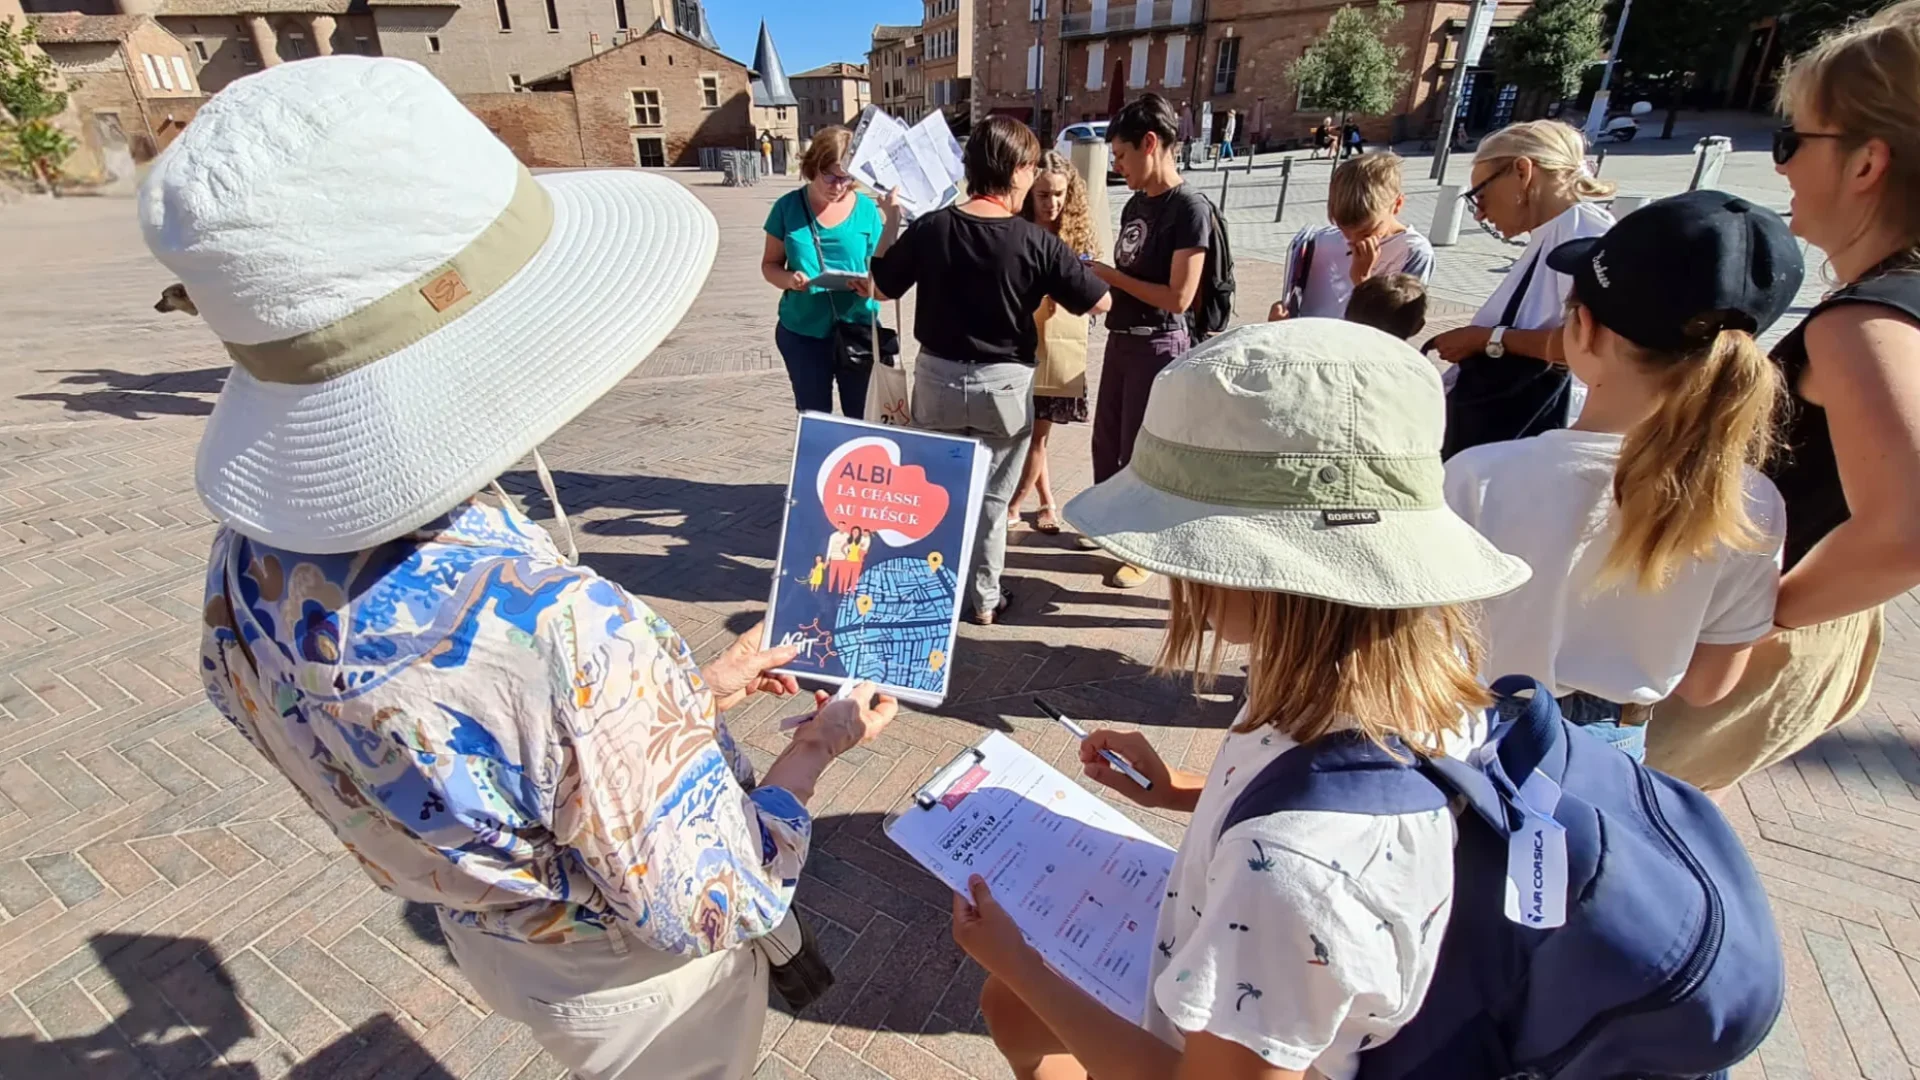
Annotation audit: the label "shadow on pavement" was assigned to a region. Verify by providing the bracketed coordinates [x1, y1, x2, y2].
[501, 468, 786, 604]
[0, 933, 456, 1078]
[17, 366, 226, 420]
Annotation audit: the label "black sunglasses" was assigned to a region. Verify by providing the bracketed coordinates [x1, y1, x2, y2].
[1773, 126, 1847, 165]
[1461, 161, 1513, 214]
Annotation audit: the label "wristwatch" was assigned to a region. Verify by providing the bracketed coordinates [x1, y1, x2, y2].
[1486, 325, 1509, 359]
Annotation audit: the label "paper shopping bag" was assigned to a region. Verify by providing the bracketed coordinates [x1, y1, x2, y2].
[863, 312, 911, 427]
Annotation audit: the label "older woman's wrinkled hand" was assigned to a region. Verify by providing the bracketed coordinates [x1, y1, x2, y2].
[790, 682, 898, 756]
[703, 621, 802, 713]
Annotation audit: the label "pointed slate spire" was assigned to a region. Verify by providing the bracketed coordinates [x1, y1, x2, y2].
[749, 20, 798, 108]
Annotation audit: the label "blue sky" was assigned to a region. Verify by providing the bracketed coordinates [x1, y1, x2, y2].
[705, 0, 922, 75]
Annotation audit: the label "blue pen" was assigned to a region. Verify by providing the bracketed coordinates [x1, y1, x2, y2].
[1034, 697, 1154, 792]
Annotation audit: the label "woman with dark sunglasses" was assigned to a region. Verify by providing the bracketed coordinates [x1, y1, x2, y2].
[1427, 120, 1617, 459]
[1646, 2, 1920, 793]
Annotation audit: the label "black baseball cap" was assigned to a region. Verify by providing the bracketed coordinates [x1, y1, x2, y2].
[1545, 190, 1804, 352]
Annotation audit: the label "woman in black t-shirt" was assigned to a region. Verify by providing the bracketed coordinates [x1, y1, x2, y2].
[1646, 6, 1920, 791]
[869, 116, 1110, 625]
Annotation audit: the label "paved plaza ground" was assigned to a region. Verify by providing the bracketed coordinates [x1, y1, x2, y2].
[3, 131, 1919, 1080]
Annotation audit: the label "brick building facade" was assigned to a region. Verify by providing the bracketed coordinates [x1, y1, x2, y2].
[791, 61, 869, 139]
[28, 12, 206, 161]
[921, 0, 969, 126]
[517, 25, 754, 167]
[972, 0, 1532, 146]
[867, 23, 924, 124]
[462, 88, 583, 165]
[23, 0, 719, 94]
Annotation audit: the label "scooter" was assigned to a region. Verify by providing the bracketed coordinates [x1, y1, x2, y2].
[1602, 100, 1654, 143]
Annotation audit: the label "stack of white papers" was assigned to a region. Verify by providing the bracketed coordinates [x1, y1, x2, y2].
[847, 105, 966, 220]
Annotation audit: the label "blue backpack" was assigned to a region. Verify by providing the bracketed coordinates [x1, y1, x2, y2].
[1220, 676, 1783, 1080]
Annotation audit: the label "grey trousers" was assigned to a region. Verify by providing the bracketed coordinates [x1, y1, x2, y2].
[911, 351, 1034, 615]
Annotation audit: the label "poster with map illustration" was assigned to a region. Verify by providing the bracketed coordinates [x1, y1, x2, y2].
[765, 414, 990, 707]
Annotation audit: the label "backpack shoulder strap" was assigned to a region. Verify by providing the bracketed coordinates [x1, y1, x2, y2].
[1219, 732, 1449, 840]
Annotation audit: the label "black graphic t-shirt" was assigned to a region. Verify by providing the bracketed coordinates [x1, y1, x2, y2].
[1109, 184, 1212, 331]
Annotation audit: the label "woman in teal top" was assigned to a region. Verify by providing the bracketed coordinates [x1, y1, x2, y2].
[761, 126, 885, 417]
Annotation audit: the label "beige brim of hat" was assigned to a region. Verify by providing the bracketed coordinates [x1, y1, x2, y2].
[1064, 466, 1532, 610]
[195, 170, 717, 554]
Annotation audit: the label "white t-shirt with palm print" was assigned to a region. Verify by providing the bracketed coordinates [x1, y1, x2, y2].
[1142, 717, 1468, 1079]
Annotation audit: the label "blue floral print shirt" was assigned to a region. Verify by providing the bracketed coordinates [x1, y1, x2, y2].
[199, 497, 810, 950]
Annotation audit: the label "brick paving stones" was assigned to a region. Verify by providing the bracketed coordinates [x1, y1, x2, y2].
[1, 152, 1915, 1078]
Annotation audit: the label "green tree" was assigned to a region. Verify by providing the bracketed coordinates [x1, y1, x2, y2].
[1288, 2, 1412, 126]
[1487, 0, 1606, 99]
[1776, 0, 1894, 57]
[0, 19, 78, 191]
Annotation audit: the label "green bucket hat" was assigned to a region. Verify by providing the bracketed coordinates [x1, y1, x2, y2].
[1064, 319, 1530, 609]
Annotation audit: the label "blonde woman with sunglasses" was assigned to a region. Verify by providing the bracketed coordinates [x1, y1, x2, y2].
[1428, 120, 1615, 459]
[1646, 3, 1920, 792]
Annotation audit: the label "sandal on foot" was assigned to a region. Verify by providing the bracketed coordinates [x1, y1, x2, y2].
[967, 594, 1012, 626]
[1035, 505, 1063, 536]
[1108, 564, 1152, 590]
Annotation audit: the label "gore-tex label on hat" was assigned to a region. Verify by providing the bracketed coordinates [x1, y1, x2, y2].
[1322, 509, 1382, 527]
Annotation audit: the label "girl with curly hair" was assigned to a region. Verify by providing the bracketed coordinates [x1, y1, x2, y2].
[1011, 151, 1101, 535]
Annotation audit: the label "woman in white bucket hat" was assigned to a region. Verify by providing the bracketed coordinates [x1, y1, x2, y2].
[163, 58, 895, 1079]
[946, 320, 1529, 1080]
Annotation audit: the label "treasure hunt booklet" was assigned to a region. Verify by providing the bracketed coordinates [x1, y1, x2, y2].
[764, 414, 991, 707]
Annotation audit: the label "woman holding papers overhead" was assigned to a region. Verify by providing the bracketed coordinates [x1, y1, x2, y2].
[870, 115, 1111, 626]
[762, 125, 885, 418]
[951, 321, 1531, 1080]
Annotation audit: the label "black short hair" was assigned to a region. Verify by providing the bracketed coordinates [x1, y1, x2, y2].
[1344, 274, 1429, 340]
[1108, 94, 1179, 153]
[966, 115, 1043, 196]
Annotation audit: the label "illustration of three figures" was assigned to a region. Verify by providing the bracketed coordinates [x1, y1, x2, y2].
[807, 526, 870, 594]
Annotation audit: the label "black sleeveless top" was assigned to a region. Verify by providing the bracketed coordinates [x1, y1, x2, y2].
[1769, 271, 1920, 569]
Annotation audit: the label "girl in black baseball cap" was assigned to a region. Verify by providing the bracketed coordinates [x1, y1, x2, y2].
[1442, 190, 1803, 762]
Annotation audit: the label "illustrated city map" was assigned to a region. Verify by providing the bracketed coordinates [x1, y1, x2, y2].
[764, 415, 990, 706]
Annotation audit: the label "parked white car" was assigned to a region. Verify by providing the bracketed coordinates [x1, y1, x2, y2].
[1053, 121, 1120, 181]
[1053, 120, 1109, 160]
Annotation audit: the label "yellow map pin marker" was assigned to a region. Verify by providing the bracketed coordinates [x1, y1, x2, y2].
[856, 594, 873, 616]
[928, 648, 946, 672]
[928, 551, 944, 571]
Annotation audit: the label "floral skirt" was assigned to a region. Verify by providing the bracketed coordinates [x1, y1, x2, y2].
[1035, 393, 1089, 425]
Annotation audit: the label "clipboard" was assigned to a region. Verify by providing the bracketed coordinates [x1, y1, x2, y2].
[883, 733, 1175, 1022]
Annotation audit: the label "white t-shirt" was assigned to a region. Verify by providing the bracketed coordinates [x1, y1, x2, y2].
[1144, 720, 1466, 1079]
[1468, 201, 1614, 421]
[1284, 224, 1437, 321]
[1443, 429, 1786, 706]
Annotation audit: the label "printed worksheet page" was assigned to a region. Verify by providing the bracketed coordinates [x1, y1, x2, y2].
[886, 732, 1174, 1022]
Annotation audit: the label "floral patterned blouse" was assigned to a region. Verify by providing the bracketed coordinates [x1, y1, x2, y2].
[199, 498, 810, 950]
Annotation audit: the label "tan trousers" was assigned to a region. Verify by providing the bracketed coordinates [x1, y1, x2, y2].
[439, 913, 768, 1080]
[1644, 606, 1883, 791]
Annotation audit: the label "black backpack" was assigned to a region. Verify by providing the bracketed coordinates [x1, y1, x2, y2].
[1187, 194, 1235, 342]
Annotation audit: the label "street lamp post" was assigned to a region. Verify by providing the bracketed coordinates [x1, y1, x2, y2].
[1582, 0, 1634, 146]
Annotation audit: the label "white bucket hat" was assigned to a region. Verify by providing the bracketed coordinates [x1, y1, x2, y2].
[1064, 319, 1530, 609]
[141, 56, 719, 554]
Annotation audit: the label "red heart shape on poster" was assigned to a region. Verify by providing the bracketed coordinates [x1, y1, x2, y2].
[819, 440, 949, 545]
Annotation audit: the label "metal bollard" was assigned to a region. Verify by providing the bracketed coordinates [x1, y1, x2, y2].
[1219, 168, 1230, 208]
[1273, 157, 1293, 222]
[1246, 142, 1256, 174]
[1594, 148, 1608, 176]
[1431, 183, 1465, 247]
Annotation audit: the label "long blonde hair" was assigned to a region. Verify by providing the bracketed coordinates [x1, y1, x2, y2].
[1587, 310, 1786, 591]
[1473, 120, 1617, 203]
[1023, 151, 1098, 259]
[1157, 582, 1489, 756]
[1779, 0, 1920, 262]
